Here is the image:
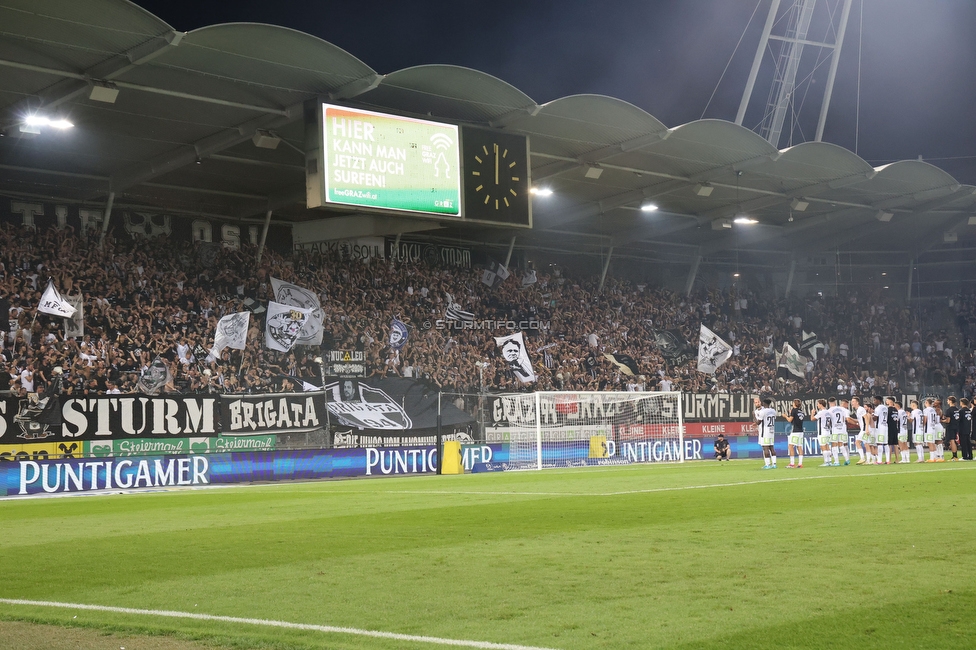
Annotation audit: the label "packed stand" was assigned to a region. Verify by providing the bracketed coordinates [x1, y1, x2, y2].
[1, 223, 973, 398]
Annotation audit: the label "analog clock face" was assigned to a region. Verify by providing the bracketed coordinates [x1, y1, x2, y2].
[461, 128, 530, 226]
[470, 142, 521, 211]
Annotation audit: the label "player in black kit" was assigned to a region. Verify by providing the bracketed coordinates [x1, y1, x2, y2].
[943, 396, 960, 460]
[785, 399, 806, 468]
[958, 398, 973, 461]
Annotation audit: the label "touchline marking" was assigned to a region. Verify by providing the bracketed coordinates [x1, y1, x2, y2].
[342, 464, 976, 498]
[0, 599, 558, 650]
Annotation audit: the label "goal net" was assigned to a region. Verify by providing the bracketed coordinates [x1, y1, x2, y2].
[486, 391, 683, 470]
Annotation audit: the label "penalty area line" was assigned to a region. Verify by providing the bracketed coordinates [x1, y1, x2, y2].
[0, 598, 557, 650]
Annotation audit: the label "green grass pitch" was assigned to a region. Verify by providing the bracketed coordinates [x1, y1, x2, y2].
[2, 461, 975, 649]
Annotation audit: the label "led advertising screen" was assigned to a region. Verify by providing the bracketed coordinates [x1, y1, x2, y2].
[321, 104, 461, 216]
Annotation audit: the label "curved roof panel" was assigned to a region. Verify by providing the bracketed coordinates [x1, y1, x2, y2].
[525, 95, 667, 150]
[871, 159, 959, 189]
[361, 64, 536, 123]
[0, 0, 174, 81]
[169, 24, 375, 94]
[0, 0, 172, 54]
[772, 141, 875, 183]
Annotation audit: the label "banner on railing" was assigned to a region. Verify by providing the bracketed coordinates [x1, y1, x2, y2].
[220, 393, 323, 435]
[482, 392, 923, 424]
[0, 379, 474, 443]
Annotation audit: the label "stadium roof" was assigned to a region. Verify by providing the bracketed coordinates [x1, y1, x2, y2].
[2, 0, 975, 265]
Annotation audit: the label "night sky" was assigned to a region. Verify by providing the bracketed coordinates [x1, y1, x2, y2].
[133, 0, 976, 184]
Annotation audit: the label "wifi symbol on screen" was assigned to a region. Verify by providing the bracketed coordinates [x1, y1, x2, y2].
[430, 133, 453, 150]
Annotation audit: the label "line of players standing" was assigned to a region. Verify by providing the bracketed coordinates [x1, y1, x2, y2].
[753, 396, 975, 469]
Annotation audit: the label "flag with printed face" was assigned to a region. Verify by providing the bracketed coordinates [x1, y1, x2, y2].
[63, 295, 84, 339]
[697, 324, 733, 374]
[777, 342, 806, 378]
[389, 317, 409, 350]
[211, 311, 250, 358]
[38, 280, 76, 318]
[446, 302, 475, 322]
[265, 301, 313, 352]
[270, 277, 323, 346]
[137, 356, 173, 395]
[494, 332, 536, 383]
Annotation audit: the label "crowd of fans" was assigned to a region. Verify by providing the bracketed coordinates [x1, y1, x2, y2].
[1, 222, 973, 399]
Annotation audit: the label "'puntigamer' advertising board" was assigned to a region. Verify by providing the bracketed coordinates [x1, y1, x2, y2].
[320, 104, 461, 216]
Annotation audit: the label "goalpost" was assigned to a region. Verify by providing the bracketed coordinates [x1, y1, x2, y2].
[488, 391, 684, 470]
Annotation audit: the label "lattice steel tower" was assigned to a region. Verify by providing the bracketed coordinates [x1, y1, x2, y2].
[735, 0, 855, 148]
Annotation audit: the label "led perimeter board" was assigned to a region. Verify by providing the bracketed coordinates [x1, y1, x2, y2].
[314, 104, 461, 217]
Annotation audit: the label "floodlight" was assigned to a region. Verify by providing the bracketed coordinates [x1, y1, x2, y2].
[22, 115, 73, 130]
[88, 80, 119, 104]
[530, 187, 553, 197]
[733, 216, 758, 224]
[252, 129, 281, 149]
[640, 202, 659, 212]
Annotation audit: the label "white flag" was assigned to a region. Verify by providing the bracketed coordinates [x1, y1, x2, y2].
[481, 260, 510, 288]
[265, 301, 312, 352]
[446, 303, 475, 322]
[38, 280, 76, 318]
[697, 324, 733, 374]
[63, 295, 84, 339]
[494, 332, 536, 384]
[211, 311, 250, 358]
[270, 277, 323, 346]
[777, 342, 806, 378]
[521, 269, 538, 286]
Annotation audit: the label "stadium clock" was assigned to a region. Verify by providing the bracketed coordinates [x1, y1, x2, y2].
[461, 127, 531, 227]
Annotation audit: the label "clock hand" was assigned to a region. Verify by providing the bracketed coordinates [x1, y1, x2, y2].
[494, 143, 499, 185]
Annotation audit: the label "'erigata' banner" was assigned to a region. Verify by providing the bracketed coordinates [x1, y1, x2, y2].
[220, 392, 324, 435]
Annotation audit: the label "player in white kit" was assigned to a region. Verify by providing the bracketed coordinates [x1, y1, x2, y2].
[894, 401, 910, 463]
[851, 397, 870, 465]
[754, 397, 777, 469]
[828, 397, 852, 466]
[873, 396, 889, 465]
[813, 399, 833, 467]
[910, 400, 925, 462]
[923, 398, 940, 462]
